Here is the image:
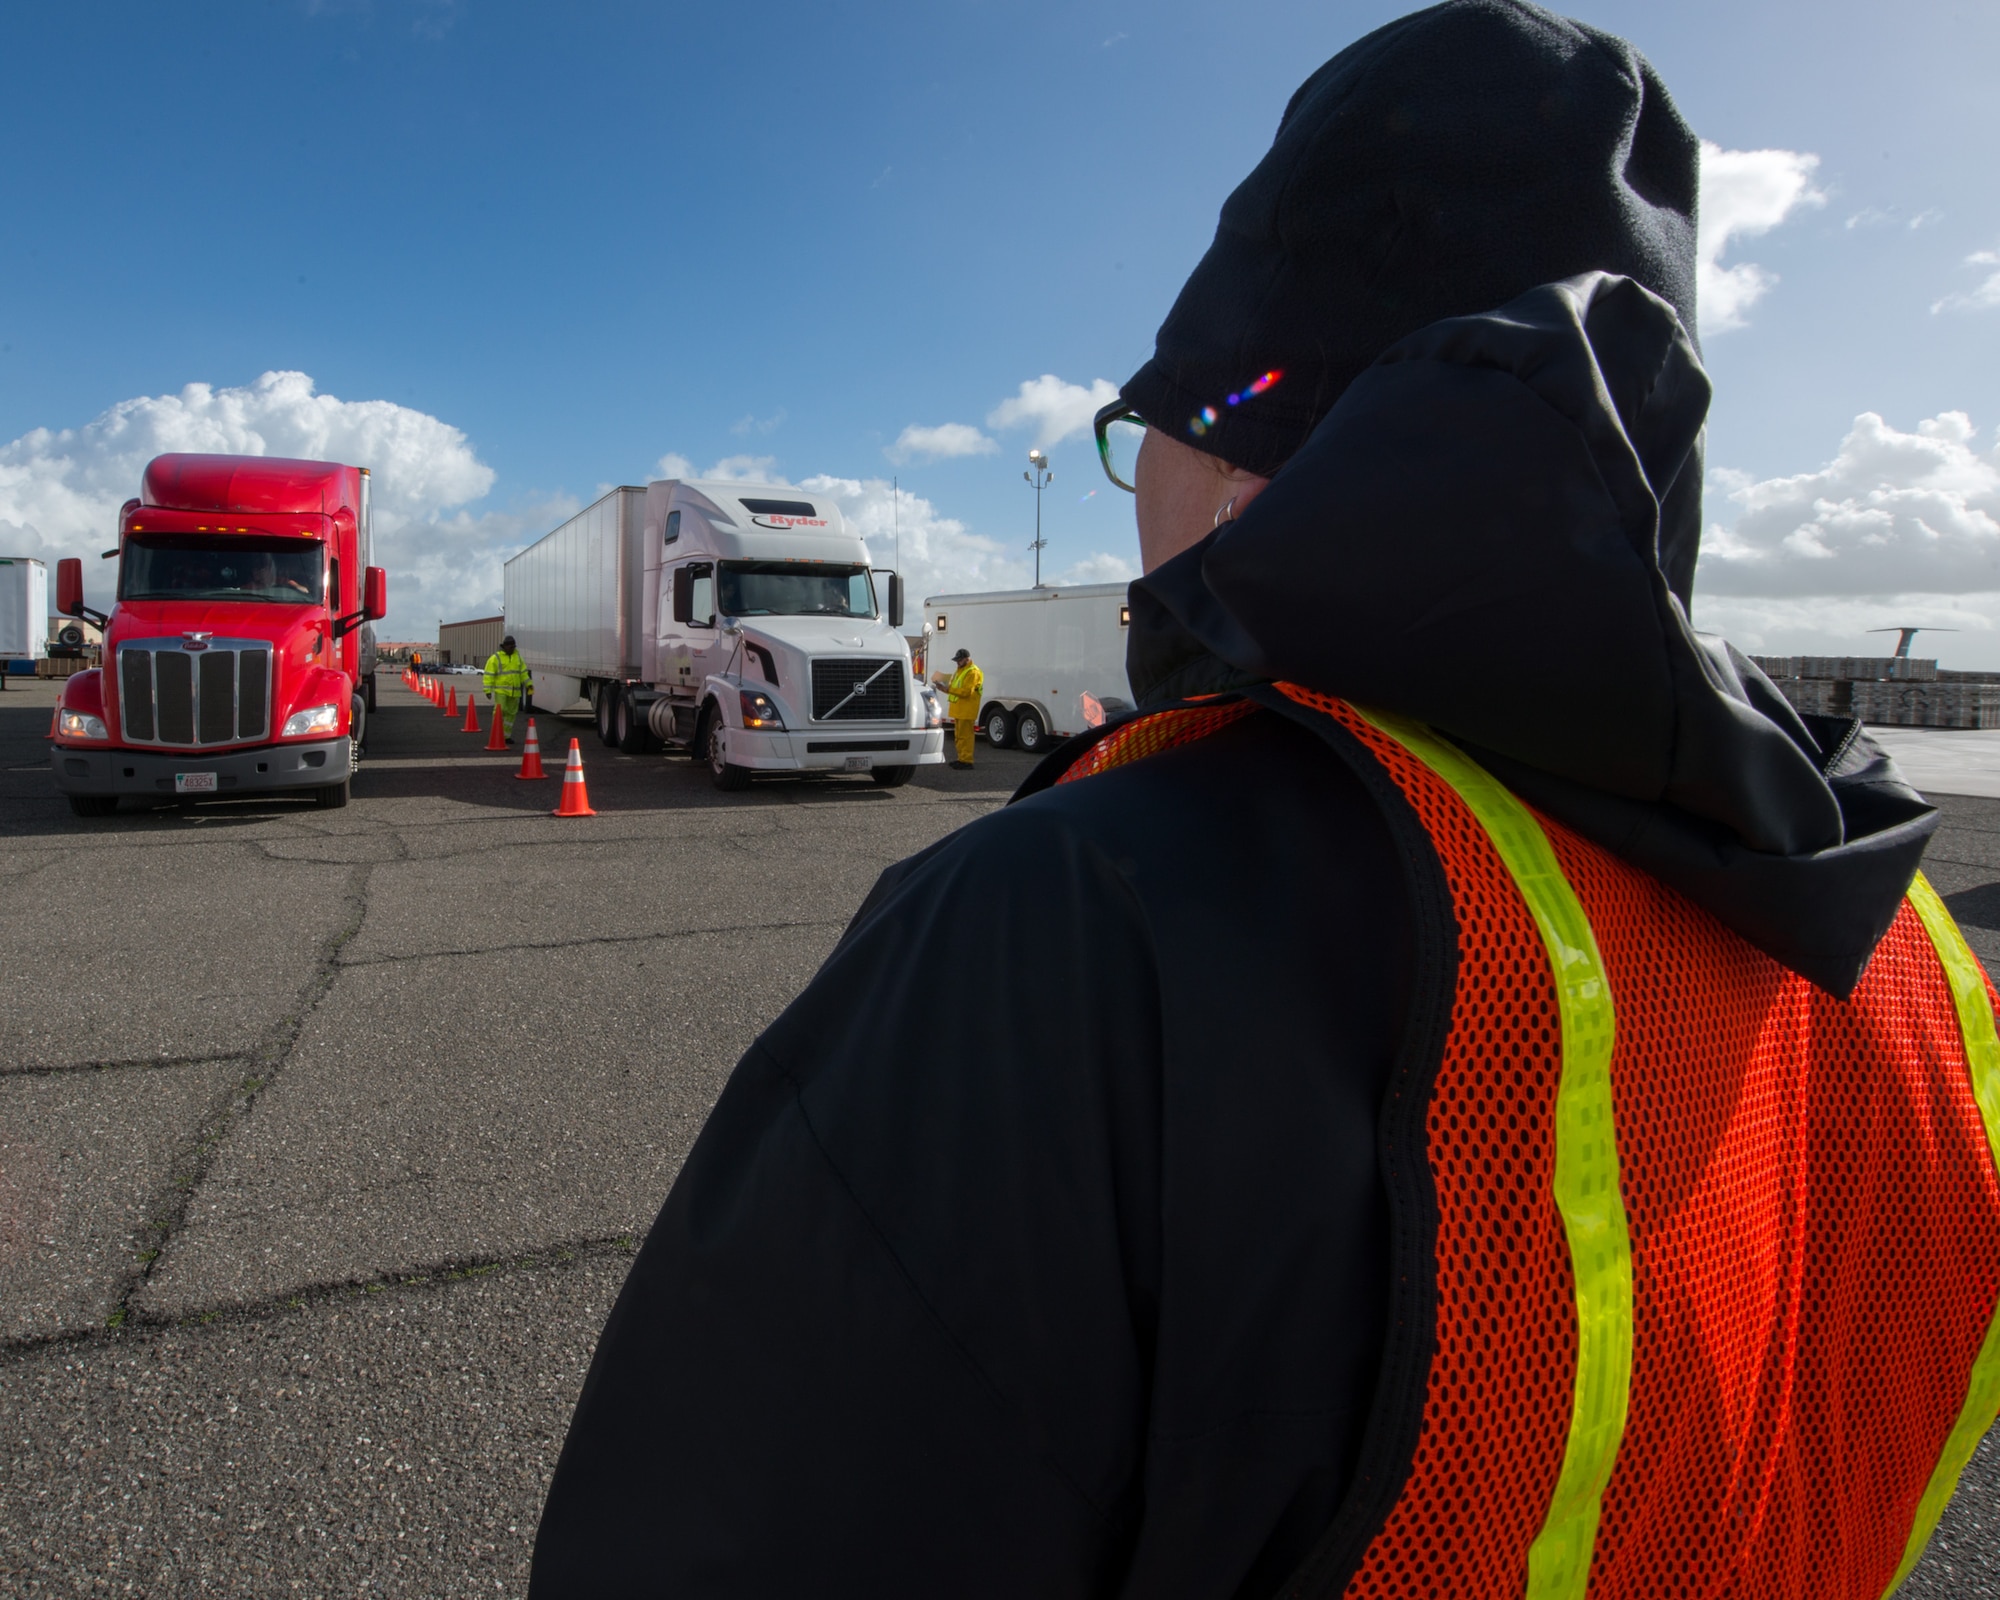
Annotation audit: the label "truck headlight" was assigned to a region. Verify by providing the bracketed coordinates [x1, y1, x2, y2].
[739, 689, 785, 729]
[282, 703, 342, 737]
[920, 689, 946, 729]
[59, 710, 107, 740]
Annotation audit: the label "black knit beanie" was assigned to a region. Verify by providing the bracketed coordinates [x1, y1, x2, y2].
[1123, 0, 1699, 477]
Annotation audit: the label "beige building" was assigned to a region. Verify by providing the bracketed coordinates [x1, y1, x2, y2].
[438, 614, 505, 668]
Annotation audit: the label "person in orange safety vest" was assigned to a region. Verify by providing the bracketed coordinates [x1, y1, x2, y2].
[532, 6, 1998, 1596]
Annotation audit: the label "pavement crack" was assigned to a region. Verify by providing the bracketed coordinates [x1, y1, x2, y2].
[337, 916, 847, 967]
[0, 1233, 642, 1357]
[100, 859, 379, 1330]
[0, 1050, 247, 1081]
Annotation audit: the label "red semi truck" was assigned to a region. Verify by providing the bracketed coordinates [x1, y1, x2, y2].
[50, 453, 386, 817]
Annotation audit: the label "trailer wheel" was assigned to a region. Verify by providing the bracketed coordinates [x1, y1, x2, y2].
[702, 707, 753, 791]
[982, 704, 1014, 748]
[1012, 706, 1047, 752]
[595, 683, 621, 749]
[68, 794, 118, 818]
[869, 765, 916, 788]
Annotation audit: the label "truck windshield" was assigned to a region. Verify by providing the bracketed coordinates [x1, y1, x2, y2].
[718, 561, 876, 619]
[121, 536, 325, 605]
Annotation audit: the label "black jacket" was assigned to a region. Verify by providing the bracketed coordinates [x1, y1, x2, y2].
[530, 277, 1934, 1597]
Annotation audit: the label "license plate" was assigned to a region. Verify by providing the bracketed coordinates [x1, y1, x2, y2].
[843, 755, 873, 772]
[174, 772, 218, 793]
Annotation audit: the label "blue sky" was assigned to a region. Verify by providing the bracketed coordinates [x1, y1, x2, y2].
[4, 0, 1999, 659]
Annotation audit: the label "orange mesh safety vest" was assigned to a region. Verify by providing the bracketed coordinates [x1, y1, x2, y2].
[1053, 687, 2000, 1600]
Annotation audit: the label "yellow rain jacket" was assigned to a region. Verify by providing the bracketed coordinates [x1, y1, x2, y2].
[945, 660, 983, 721]
[483, 648, 532, 704]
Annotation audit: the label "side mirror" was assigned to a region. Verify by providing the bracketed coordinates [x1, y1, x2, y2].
[363, 566, 388, 621]
[881, 571, 904, 629]
[57, 558, 84, 617]
[672, 566, 693, 625]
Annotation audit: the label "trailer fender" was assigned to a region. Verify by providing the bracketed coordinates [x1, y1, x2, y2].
[1005, 699, 1053, 753]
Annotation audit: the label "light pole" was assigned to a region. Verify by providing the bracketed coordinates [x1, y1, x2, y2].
[1024, 448, 1053, 587]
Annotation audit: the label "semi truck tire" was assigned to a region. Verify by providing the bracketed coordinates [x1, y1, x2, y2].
[1013, 706, 1047, 752]
[68, 795, 118, 818]
[701, 707, 752, 792]
[615, 689, 661, 754]
[364, 672, 377, 715]
[869, 765, 916, 788]
[982, 704, 1014, 748]
[595, 683, 620, 749]
[313, 778, 350, 809]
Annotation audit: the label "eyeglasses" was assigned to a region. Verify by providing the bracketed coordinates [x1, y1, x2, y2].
[1094, 399, 1146, 493]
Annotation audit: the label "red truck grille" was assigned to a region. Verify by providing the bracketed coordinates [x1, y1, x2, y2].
[117, 639, 272, 747]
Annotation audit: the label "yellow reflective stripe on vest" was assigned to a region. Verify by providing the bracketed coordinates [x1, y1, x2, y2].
[1888, 872, 2000, 1594]
[1358, 707, 1633, 1600]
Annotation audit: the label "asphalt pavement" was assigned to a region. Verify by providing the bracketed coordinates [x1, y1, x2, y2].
[0, 674, 1034, 1595]
[2, 672, 1999, 1595]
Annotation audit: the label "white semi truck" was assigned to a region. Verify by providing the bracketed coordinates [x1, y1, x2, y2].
[505, 478, 947, 789]
[923, 583, 1134, 754]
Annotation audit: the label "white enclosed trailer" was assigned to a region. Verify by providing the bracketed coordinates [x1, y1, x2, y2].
[923, 583, 1134, 754]
[506, 479, 946, 788]
[0, 558, 49, 685]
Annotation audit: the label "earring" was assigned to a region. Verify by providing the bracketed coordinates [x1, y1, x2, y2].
[1213, 496, 1238, 529]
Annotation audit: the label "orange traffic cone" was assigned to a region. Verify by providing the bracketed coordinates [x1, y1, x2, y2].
[551, 738, 596, 816]
[444, 684, 458, 717]
[485, 700, 509, 751]
[514, 718, 547, 778]
[462, 696, 480, 733]
[48, 706, 59, 738]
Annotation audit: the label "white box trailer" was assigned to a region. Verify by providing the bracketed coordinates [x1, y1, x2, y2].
[505, 486, 649, 689]
[0, 557, 49, 681]
[506, 479, 946, 788]
[923, 583, 1134, 755]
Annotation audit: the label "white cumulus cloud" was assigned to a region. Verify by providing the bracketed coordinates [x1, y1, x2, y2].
[0, 370, 552, 639]
[796, 473, 1030, 602]
[1687, 594, 1991, 658]
[1698, 410, 2000, 598]
[1054, 552, 1138, 586]
[653, 452, 781, 483]
[1697, 141, 1825, 333]
[987, 376, 1120, 449]
[1692, 410, 2000, 663]
[1933, 250, 2000, 315]
[651, 454, 1137, 603]
[885, 423, 998, 465]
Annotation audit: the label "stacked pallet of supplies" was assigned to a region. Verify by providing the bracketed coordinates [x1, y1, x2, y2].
[1751, 655, 2000, 729]
[1850, 680, 2000, 729]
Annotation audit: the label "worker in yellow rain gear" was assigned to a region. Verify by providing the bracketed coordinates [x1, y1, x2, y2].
[482, 635, 533, 744]
[936, 647, 983, 769]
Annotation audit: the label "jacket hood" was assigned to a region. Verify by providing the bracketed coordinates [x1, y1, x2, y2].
[1127, 272, 1935, 997]
[1121, 0, 1699, 478]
